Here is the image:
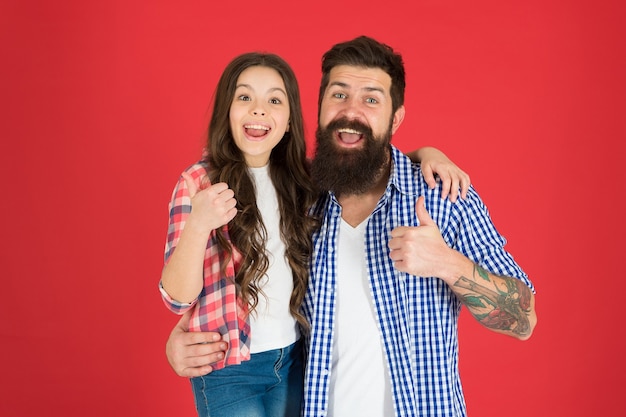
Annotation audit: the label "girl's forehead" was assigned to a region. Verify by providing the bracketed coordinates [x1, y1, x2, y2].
[237, 66, 285, 87]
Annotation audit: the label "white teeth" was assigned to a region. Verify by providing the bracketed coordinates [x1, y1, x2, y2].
[337, 128, 361, 134]
[244, 124, 270, 130]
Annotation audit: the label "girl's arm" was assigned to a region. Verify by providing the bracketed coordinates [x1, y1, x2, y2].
[161, 172, 237, 303]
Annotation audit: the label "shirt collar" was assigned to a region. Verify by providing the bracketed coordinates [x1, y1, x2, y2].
[386, 144, 421, 198]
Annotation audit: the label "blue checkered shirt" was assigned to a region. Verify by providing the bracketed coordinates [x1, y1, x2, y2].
[302, 145, 534, 417]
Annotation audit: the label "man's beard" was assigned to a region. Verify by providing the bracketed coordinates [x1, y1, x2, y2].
[311, 117, 392, 197]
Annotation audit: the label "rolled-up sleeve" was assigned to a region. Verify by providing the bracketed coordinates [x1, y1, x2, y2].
[159, 162, 207, 314]
[159, 281, 196, 314]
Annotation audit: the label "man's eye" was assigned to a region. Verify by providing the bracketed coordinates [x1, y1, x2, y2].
[333, 93, 346, 99]
[366, 97, 378, 104]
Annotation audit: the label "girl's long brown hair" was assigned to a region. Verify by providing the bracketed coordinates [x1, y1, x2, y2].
[205, 52, 318, 331]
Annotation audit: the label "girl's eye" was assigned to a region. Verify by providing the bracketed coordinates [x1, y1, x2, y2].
[237, 95, 251, 101]
[269, 98, 282, 105]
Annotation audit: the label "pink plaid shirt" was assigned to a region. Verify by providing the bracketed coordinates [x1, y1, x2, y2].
[160, 161, 251, 370]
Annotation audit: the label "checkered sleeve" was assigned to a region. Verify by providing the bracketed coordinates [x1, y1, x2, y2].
[158, 161, 251, 369]
[441, 186, 535, 293]
[159, 163, 206, 314]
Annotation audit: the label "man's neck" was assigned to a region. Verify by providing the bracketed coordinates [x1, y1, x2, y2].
[338, 163, 391, 228]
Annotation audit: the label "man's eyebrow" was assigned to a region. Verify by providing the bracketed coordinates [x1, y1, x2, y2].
[363, 86, 385, 95]
[328, 81, 385, 95]
[328, 81, 348, 89]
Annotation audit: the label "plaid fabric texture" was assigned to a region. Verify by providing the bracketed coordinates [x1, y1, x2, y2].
[302, 146, 534, 417]
[160, 161, 250, 370]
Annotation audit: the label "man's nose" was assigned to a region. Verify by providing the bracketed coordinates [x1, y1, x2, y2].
[339, 97, 361, 118]
[337, 97, 364, 121]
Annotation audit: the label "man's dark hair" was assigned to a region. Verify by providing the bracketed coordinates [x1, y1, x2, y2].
[317, 35, 406, 116]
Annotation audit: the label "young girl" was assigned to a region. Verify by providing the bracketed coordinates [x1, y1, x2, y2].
[160, 52, 469, 417]
[160, 52, 314, 417]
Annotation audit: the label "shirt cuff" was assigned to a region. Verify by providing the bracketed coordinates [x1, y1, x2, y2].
[159, 281, 195, 312]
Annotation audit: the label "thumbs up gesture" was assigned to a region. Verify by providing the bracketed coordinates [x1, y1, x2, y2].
[182, 172, 238, 234]
[388, 196, 454, 278]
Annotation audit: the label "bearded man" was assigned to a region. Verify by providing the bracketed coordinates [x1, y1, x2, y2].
[303, 35, 536, 417]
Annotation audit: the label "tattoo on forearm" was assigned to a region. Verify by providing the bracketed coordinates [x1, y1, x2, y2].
[454, 264, 532, 336]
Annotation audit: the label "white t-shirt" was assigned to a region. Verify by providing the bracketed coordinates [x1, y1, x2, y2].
[328, 218, 394, 416]
[247, 165, 299, 353]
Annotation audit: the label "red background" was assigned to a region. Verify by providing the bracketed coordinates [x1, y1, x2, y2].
[2, 0, 625, 416]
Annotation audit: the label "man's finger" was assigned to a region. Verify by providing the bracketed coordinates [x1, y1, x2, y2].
[415, 196, 436, 227]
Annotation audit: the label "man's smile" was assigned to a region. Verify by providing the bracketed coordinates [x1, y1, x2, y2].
[336, 127, 364, 146]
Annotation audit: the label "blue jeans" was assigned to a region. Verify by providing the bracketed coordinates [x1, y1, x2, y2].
[190, 339, 304, 417]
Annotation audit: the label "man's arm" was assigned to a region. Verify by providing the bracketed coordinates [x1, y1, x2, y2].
[452, 263, 535, 339]
[406, 146, 471, 203]
[165, 311, 228, 377]
[388, 197, 536, 340]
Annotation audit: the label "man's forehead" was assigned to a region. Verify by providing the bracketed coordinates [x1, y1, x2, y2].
[328, 65, 392, 92]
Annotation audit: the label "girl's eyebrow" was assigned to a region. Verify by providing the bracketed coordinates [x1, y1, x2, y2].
[235, 83, 287, 96]
[268, 87, 288, 96]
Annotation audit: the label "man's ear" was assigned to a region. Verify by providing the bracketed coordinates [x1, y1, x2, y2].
[391, 105, 405, 135]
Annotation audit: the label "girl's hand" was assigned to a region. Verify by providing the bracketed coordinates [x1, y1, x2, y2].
[182, 172, 238, 233]
[408, 147, 471, 203]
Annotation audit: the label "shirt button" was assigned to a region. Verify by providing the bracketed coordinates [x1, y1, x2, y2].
[322, 369, 329, 376]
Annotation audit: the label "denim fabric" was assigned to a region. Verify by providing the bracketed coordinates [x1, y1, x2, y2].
[191, 339, 304, 417]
